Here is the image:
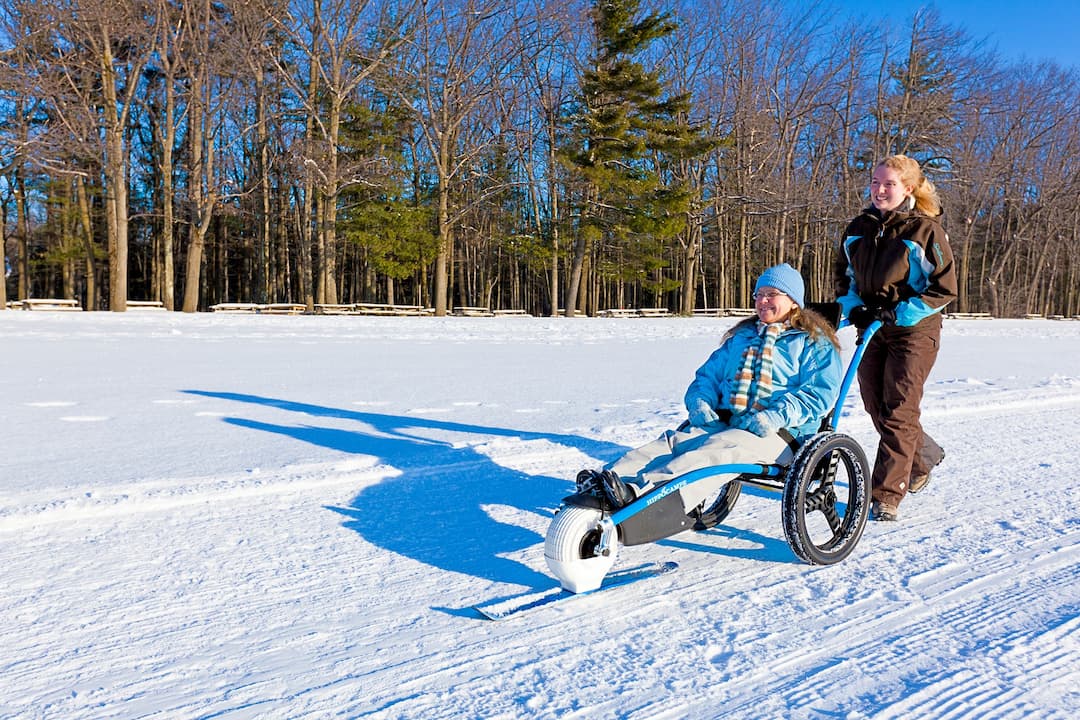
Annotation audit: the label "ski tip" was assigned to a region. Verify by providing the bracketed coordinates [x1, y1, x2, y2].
[474, 606, 504, 622]
[610, 560, 678, 577]
[473, 559, 679, 620]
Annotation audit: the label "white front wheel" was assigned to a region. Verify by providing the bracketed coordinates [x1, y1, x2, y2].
[544, 505, 618, 593]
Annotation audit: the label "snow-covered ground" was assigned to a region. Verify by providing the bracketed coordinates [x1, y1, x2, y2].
[2, 310, 1078, 719]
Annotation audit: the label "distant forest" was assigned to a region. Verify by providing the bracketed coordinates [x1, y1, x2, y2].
[1, 0, 1077, 317]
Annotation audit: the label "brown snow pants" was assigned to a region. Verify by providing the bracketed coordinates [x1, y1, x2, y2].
[858, 314, 946, 507]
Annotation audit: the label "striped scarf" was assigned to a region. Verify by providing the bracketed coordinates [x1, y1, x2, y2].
[730, 321, 786, 413]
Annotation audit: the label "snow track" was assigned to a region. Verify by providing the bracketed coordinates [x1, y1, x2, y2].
[0, 460, 394, 531]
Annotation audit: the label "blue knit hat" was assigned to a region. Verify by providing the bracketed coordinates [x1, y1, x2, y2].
[755, 263, 805, 307]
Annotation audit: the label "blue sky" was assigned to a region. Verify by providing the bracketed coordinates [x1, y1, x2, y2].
[829, 0, 1080, 70]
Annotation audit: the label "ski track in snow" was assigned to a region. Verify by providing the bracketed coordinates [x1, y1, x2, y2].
[1, 313, 1078, 719]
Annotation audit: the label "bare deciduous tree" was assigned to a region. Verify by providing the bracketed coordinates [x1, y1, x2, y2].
[381, 0, 527, 315]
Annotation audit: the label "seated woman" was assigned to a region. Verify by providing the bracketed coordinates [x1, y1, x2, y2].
[582, 263, 843, 509]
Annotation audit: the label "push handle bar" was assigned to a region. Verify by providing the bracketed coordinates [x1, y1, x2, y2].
[830, 320, 882, 431]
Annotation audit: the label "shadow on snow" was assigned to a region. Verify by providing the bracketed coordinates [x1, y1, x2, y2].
[183, 390, 627, 592]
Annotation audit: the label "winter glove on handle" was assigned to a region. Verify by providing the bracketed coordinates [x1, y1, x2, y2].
[687, 398, 721, 429]
[848, 305, 875, 330]
[874, 307, 896, 325]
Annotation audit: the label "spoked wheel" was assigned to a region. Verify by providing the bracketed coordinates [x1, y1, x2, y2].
[544, 505, 618, 593]
[692, 479, 742, 530]
[781, 432, 870, 565]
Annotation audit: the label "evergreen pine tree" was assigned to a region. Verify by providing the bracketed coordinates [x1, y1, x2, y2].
[339, 96, 438, 304]
[560, 0, 715, 315]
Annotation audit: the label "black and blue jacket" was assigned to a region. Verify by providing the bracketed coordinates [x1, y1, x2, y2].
[835, 207, 958, 327]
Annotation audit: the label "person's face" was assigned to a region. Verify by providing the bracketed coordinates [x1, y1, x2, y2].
[870, 165, 913, 212]
[754, 286, 796, 324]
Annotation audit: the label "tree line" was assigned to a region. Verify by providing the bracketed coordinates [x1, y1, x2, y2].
[1, 0, 1077, 317]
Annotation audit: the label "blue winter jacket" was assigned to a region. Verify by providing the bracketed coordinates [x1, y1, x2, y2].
[684, 321, 843, 442]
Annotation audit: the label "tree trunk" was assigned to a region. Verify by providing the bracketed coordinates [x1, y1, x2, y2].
[181, 62, 216, 313]
[161, 66, 177, 311]
[564, 184, 598, 317]
[0, 202, 7, 309]
[679, 218, 701, 314]
[75, 177, 98, 311]
[15, 174, 29, 299]
[60, 181, 76, 299]
[299, 1, 320, 311]
[546, 117, 560, 316]
[564, 232, 585, 317]
[255, 69, 270, 305]
[100, 44, 129, 312]
[320, 96, 342, 305]
[433, 152, 452, 316]
[182, 95, 204, 313]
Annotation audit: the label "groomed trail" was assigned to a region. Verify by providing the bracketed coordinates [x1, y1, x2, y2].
[1, 313, 1077, 719]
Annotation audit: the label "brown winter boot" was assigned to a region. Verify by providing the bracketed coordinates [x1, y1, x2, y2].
[872, 501, 899, 522]
[909, 447, 945, 494]
[908, 472, 931, 494]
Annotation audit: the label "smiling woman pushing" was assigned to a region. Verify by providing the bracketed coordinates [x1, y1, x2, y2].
[835, 154, 958, 522]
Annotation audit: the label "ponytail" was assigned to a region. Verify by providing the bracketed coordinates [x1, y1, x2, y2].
[878, 154, 942, 217]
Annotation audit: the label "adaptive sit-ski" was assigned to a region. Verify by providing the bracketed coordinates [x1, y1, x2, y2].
[545, 319, 882, 593]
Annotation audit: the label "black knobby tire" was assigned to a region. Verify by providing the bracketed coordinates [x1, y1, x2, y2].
[692, 479, 742, 530]
[781, 432, 870, 565]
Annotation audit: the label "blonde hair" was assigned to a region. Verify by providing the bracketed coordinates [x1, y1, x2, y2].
[878, 154, 942, 216]
[790, 306, 841, 351]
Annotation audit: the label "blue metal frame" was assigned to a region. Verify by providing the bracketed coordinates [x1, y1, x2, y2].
[829, 320, 881, 431]
[592, 320, 883, 557]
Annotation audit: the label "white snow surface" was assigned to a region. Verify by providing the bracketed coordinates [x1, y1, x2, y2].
[2, 311, 1079, 719]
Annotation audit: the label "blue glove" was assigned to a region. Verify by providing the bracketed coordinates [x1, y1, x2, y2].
[730, 410, 782, 437]
[687, 398, 721, 429]
[728, 412, 750, 431]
